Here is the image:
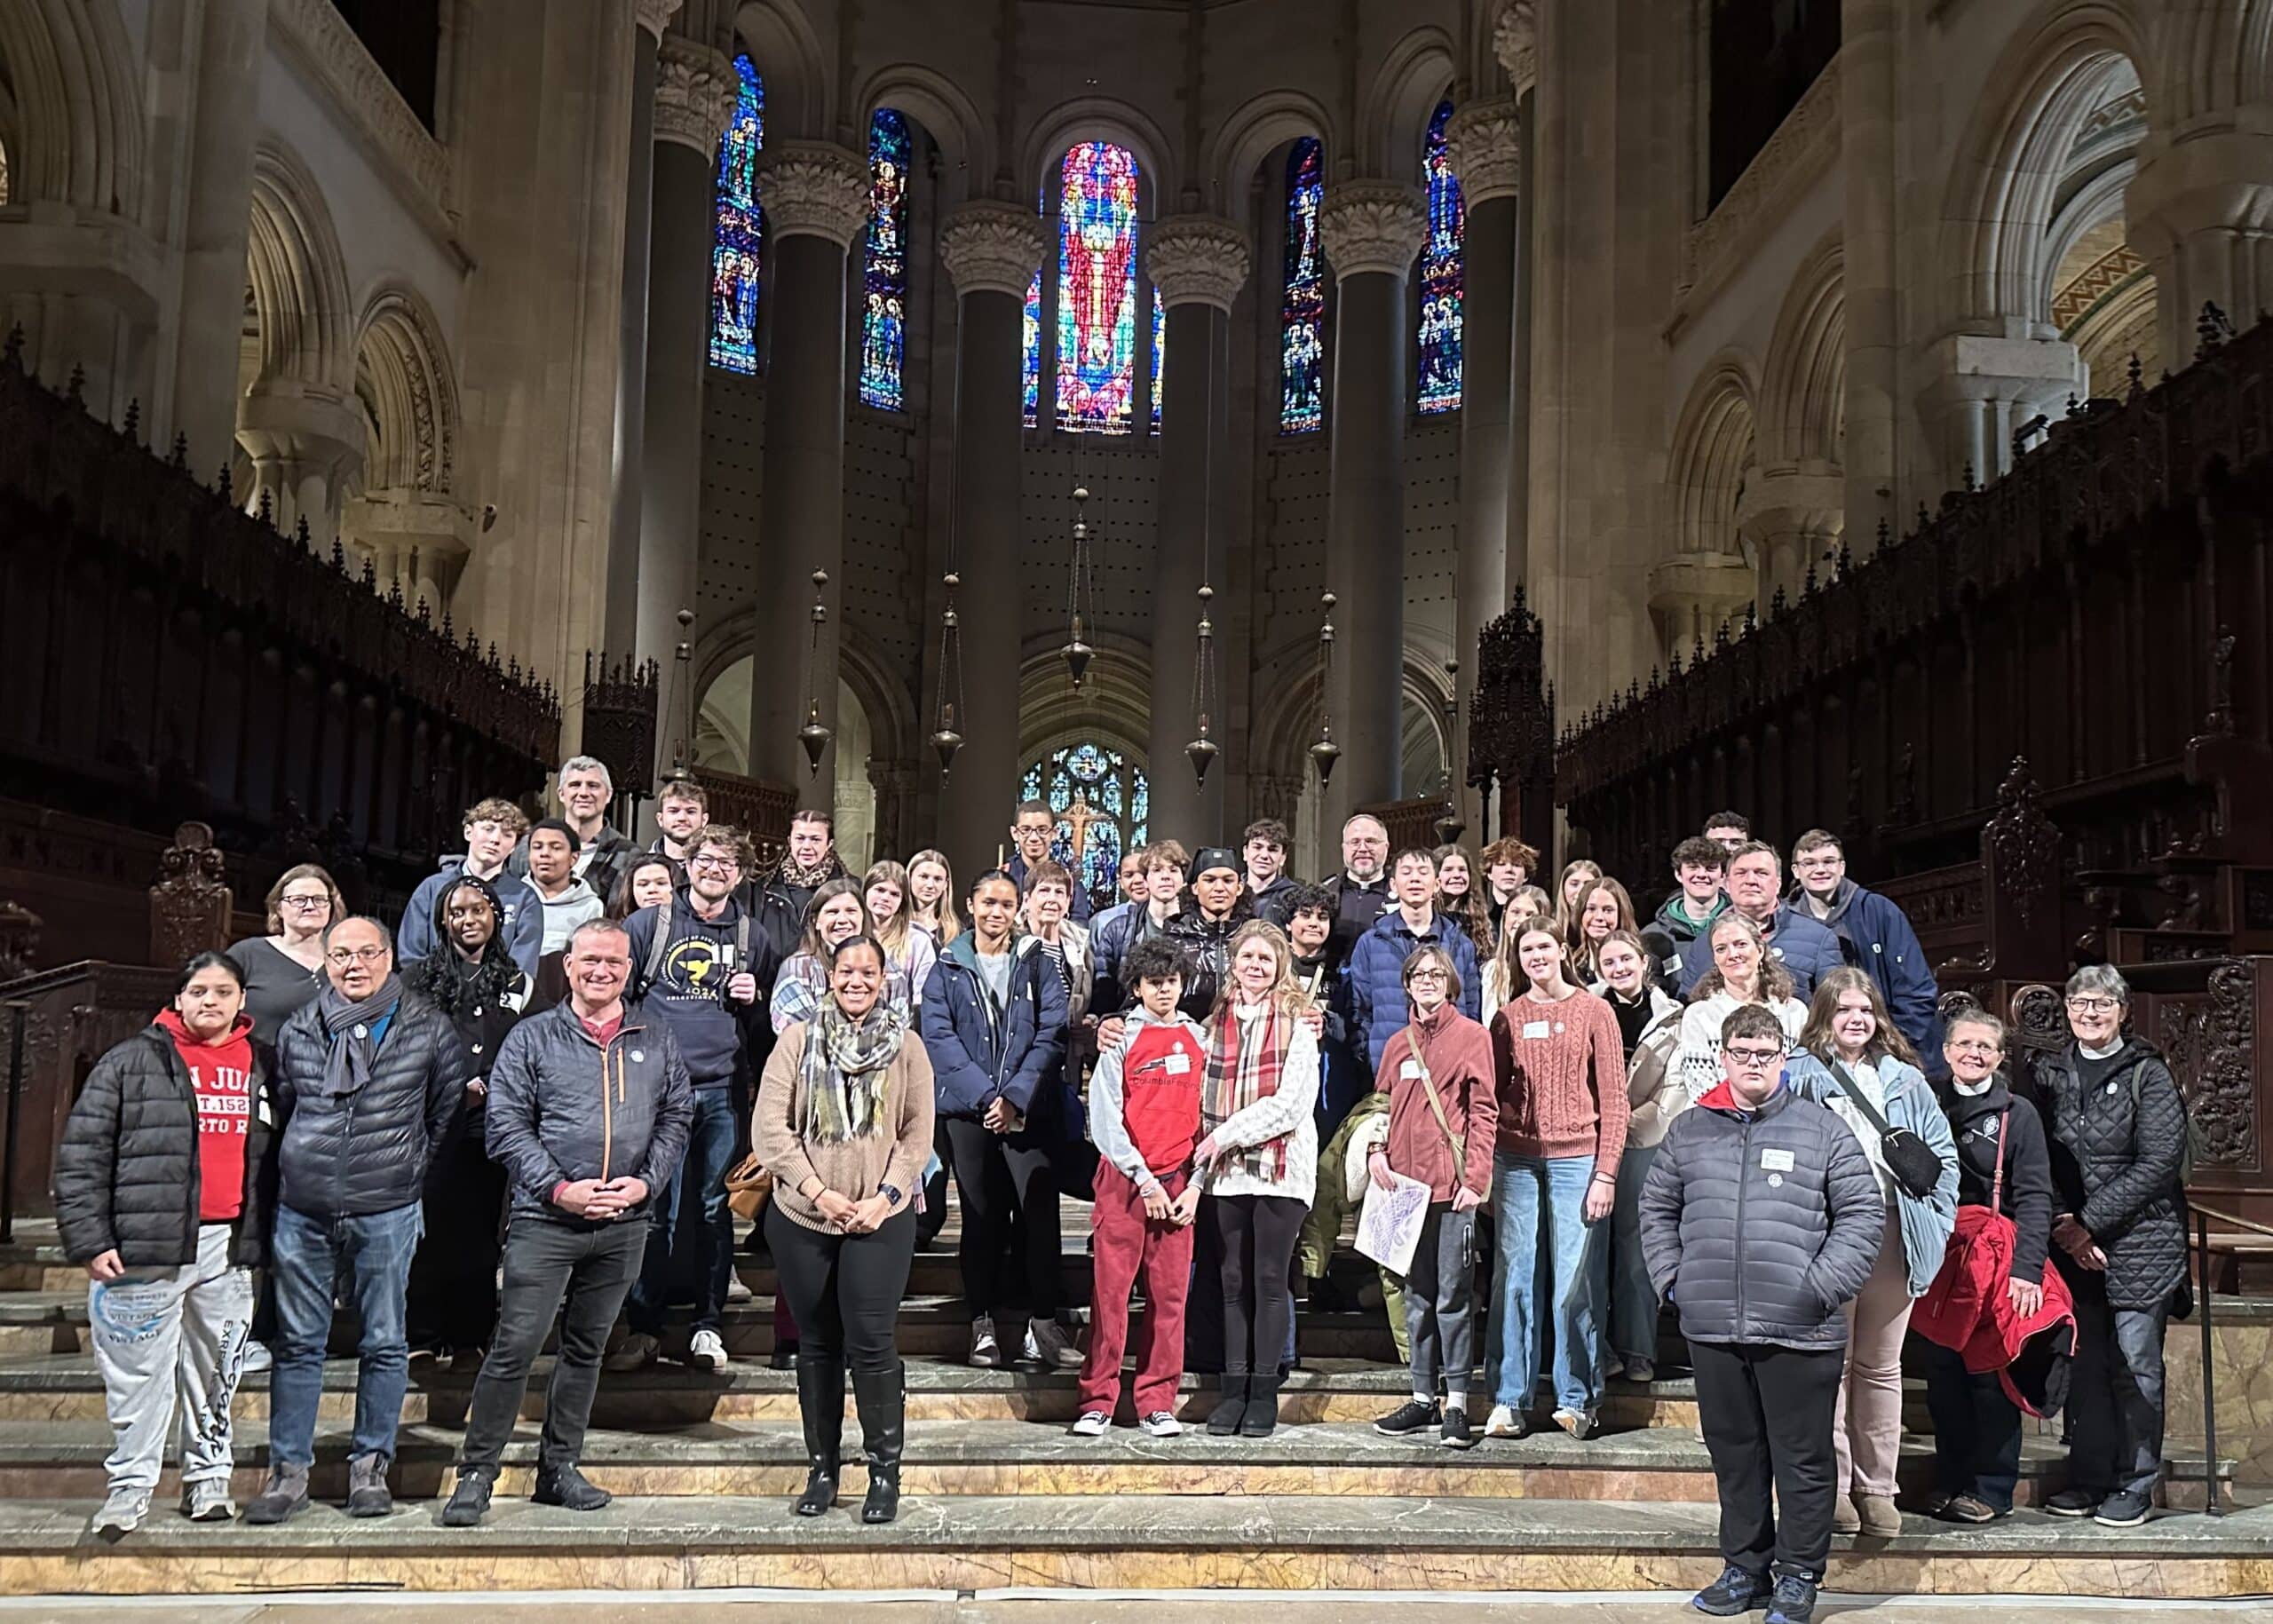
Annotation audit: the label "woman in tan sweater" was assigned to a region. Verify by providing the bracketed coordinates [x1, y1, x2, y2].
[755, 931, 934, 1526]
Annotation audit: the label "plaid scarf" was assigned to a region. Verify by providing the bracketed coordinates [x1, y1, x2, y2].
[797, 1001, 908, 1144]
[1202, 1002, 1289, 1184]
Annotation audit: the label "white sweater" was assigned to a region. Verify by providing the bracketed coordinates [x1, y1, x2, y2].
[1203, 1004, 1321, 1206]
[1673, 990, 1808, 1100]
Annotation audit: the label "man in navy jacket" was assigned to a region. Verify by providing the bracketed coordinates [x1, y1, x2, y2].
[920, 871, 1073, 1370]
[1677, 841, 1842, 1002]
[1789, 828, 1943, 1066]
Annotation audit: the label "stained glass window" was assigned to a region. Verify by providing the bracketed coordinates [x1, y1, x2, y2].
[1054, 142, 1141, 433]
[1150, 286, 1165, 429]
[1417, 99, 1464, 414]
[858, 108, 910, 410]
[1281, 137, 1327, 433]
[1022, 271, 1041, 428]
[1018, 741, 1150, 905]
[709, 54, 764, 374]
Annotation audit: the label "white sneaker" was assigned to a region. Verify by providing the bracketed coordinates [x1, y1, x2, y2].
[605, 1331, 661, 1373]
[689, 1327, 730, 1371]
[969, 1314, 1002, 1368]
[1069, 1410, 1110, 1438]
[1483, 1403, 1525, 1439]
[1552, 1406, 1596, 1440]
[91, 1486, 149, 1539]
[240, 1340, 273, 1374]
[725, 1274, 754, 1303]
[1139, 1411, 1183, 1438]
[1026, 1318, 1083, 1370]
[179, 1479, 235, 1522]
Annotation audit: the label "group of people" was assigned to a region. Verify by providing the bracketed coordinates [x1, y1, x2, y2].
[48, 761, 2194, 1624]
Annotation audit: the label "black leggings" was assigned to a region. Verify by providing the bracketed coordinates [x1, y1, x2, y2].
[943, 1117, 1063, 1321]
[1204, 1192, 1304, 1377]
[764, 1202, 915, 1377]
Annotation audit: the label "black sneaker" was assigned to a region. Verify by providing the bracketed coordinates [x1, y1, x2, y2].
[1691, 1563, 1770, 1616]
[1439, 1406, 1476, 1449]
[439, 1470, 493, 1527]
[1373, 1398, 1441, 1437]
[2044, 1486, 2101, 1517]
[2094, 1489, 2151, 1527]
[532, 1463, 613, 1512]
[1763, 1574, 1818, 1624]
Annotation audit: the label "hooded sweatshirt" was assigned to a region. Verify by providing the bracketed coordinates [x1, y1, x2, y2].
[622, 890, 772, 1089]
[531, 875, 606, 955]
[158, 1010, 256, 1223]
[400, 857, 547, 980]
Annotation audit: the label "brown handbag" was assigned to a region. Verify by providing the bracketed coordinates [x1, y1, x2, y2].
[724, 1153, 773, 1221]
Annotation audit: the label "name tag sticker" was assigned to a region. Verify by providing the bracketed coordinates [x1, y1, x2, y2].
[1401, 1059, 1422, 1080]
[1761, 1148, 1795, 1172]
[1163, 1052, 1191, 1074]
[1522, 1020, 1551, 1040]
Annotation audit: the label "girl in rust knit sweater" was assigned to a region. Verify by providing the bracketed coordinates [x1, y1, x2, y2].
[1485, 925, 1629, 1441]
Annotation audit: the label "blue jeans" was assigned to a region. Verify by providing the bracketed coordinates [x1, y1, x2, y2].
[1609, 1143, 1661, 1366]
[268, 1201, 423, 1466]
[1487, 1152, 1606, 1414]
[629, 1086, 738, 1335]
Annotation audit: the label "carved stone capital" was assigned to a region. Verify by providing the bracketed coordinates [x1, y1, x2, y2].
[1319, 180, 1429, 281]
[653, 36, 738, 153]
[1446, 99, 1522, 205]
[1142, 214, 1251, 312]
[756, 141, 870, 248]
[1493, 0, 1539, 96]
[939, 200, 1049, 298]
[635, 0, 683, 40]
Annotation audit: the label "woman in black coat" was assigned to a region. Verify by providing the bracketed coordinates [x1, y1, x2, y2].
[52, 951, 277, 1535]
[400, 875, 530, 1364]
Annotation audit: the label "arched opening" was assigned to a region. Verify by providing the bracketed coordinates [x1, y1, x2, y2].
[2046, 62, 2158, 388]
[1019, 739, 1150, 907]
[693, 661, 876, 867]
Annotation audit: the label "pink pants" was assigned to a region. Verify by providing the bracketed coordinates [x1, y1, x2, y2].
[1833, 1207, 1913, 1498]
[1078, 1166, 1194, 1418]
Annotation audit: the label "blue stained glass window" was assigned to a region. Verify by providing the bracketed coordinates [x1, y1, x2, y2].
[1022, 271, 1041, 428]
[709, 55, 764, 374]
[858, 108, 910, 410]
[1280, 137, 1327, 433]
[1054, 142, 1141, 433]
[1018, 741, 1150, 905]
[1417, 99, 1464, 414]
[1150, 286, 1165, 429]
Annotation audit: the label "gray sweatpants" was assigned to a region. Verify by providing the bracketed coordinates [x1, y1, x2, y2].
[88, 1223, 253, 1497]
[1404, 1202, 1477, 1399]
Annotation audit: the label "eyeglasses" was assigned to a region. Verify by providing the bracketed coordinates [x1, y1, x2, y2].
[326, 946, 388, 966]
[1946, 1039, 2001, 1055]
[2064, 996, 2120, 1014]
[690, 855, 740, 875]
[1723, 1045, 1785, 1071]
[1407, 969, 1450, 983]
[281, 895, 330, 910]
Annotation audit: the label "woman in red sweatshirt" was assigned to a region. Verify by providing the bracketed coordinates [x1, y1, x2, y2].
[1366, 944, 1498, 1449]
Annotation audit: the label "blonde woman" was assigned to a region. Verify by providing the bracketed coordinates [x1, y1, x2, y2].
[1480, 885, 1555, 1010]
[1672, 913, 1807, 1099]
[863, 860, 939, 1000]
[906, 850, 963, 947]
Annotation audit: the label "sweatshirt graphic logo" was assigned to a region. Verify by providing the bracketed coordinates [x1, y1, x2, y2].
[661, 935, 737, 994]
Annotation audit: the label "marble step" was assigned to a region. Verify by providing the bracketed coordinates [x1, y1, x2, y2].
[0, 1414, 2116, 1506]
[1, 1491, 2266, 1597]
[0, 1351, 1733, 1430]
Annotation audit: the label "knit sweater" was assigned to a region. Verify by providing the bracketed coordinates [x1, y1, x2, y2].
[1672, 989, 1809, 1101]
[1376, 1006, 1499, 1201]
[1488, 987, 1629, 1173]
[753, 1021, 936, 1234]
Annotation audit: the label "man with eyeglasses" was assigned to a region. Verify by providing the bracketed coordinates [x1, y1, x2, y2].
[248, 916, 470, 1526]
[614, 825, 781, 1373]
[1640, 1003, 1883, 1624]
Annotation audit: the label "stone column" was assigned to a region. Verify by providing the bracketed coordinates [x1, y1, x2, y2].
[1142, 214, 1250, 846]
[1646, 552, 1755, 660]
[601, 0, 679, 661]
[1319, 181, 1428, 826]
[1445, 97, 1521, 834]
[1841, 0, 1899, 539]
[235, 389, 362, 543]
[1736, 468, 1844, 606]
[1915, 333, 2081, 493]
[641, 38, 735, 761]
[747, 141, 869, 793]
[935, 200, 1048, 881]
[2127, 133, 2273, 363]
[168, 0, 268, 474]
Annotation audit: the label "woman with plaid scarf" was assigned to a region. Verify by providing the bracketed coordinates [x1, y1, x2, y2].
[1193, 920, 1321, 1439]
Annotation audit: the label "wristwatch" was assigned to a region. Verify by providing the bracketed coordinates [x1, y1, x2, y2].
[879, 1182, 905, 1208]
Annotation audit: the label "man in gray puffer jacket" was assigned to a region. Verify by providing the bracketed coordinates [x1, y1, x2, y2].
[1640, 1004, 1882, 1624]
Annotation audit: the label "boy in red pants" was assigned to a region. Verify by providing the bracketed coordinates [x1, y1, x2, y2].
[1072, 938, 1208, 1436]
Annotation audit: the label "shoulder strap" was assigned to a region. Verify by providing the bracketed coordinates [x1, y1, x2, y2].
[1826, 1057, 1897, 1137]
[642, 907, 669, 986]
[1403, 1023, 1466, 1165]
[1991, 1105, 2009, 1217]
[735, 913, 750, 961]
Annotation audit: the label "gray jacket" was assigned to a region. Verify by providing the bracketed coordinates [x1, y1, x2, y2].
[483, 999, 695, 1225]
[273, 992, 467, 1220]
[1638, 1079, 1884, 1351]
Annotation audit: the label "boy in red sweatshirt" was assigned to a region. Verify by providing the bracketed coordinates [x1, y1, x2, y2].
[1073, 938, 1208, 1436]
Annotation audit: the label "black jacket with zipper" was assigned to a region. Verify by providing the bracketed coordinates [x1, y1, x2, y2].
[52, 1024, 279, 1269]
[2027, 1037, 2189, 1309]
[483, 998, 695, 1225]
[272, 990, 469, 1219]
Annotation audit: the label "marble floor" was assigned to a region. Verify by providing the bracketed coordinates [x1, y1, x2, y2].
[12, 1594, 2273, 1622]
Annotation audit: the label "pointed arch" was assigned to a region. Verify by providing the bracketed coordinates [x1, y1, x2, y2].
[0, 0, 145, 219]
[730, 0, 829, 143]
[1759, 234, 1846, 470]
[245, 142, 355, 394]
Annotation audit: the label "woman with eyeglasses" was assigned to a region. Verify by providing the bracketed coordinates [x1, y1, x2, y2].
[230, 865, 345, 1043]
[2032, 964, 2187, 1529]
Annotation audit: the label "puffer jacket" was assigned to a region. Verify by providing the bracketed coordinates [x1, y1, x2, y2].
[272, 990, 469, 1219]
[1784, 1050, 1960, 1298]
[1606, 985, 1687, 1148]
[1639, 1080, 1884, 1351]
[1347, 907, 1484, 1072]
[1162, 891, 1256, 1019]
[921, 931, 1069, 1123]
[52, 1022, 278, 1269]
[482, 999, 694, 1224]
[2031, 1038, 2189, 1310]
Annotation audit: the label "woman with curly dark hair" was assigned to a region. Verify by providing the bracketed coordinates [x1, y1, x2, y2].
[401, 874, 531, 1365]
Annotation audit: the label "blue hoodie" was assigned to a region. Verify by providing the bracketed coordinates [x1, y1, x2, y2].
[399, 858, 545, 980]
[622, 890, 778, 1089]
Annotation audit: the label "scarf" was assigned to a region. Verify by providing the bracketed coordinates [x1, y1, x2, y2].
[1202, 1001, 1290, 1184]
[778, 850, 848, 891]
[798, 1000, 908, 1144]
[314, 973, 405, 1100]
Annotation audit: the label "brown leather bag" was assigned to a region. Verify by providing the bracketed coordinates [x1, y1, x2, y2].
[724, 1153, 773, 1222]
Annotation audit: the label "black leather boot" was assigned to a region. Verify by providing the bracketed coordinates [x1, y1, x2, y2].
[1207, 1374, 1248, 1435]
[1240, 1372, 1282, 1437]
[851, 1361, 906, 1525]
[794, 1355, 843, 1517]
